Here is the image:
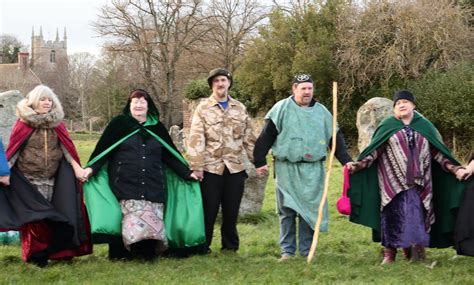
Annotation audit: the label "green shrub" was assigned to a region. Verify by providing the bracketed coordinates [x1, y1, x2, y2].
[184, 79, 210, 100]
[408, 62, 474, 159]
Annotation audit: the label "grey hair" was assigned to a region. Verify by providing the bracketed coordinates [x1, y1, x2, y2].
[25, 85, 64, 116]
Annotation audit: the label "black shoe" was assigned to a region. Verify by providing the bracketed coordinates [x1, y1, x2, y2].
[29, 251, 49, 268]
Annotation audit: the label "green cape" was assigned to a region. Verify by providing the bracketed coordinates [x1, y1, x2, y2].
[349, 112, 465, 248]
[83, 114, 206, 249]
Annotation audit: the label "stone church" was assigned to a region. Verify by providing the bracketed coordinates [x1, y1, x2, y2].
[0, 27, 68, 94]
[0, 27, 69, 145]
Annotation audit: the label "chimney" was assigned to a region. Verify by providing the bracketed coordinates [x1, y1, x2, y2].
[18, 52, 29, 72]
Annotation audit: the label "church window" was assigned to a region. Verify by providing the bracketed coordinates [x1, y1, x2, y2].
[50, 50, 56, 63]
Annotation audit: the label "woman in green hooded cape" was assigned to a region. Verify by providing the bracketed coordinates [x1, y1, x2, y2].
[347, 90, 465, 265]
[82, 89, 206, 260]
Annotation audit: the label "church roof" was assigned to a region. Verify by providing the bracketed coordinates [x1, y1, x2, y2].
[0, 64, 42, 94]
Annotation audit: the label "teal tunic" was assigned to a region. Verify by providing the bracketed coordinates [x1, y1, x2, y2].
[267, 97, 333, 230]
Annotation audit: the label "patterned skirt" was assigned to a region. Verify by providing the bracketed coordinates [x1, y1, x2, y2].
[120, 199, 168, 251]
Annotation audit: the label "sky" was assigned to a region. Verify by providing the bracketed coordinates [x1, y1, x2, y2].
[0, 0, 108, 55]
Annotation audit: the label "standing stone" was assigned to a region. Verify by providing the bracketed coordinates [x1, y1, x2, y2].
[239, 155, 268, 215]
[0, 90, 23, 147]
[356, 97, 393, 152]
[169, 125, 185, 153]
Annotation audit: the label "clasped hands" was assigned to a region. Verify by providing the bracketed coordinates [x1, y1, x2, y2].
[455, 168, 472, 181]
[346, 161, 367, 174]
[72, 162, 93, 183]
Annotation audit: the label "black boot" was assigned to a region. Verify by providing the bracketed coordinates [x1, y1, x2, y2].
[130, 240, 157, 261]
[108, 238, 131, 260]
[28, 250, 49, 268]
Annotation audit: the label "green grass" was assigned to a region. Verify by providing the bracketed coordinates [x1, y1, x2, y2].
[1, 136, 472, 284]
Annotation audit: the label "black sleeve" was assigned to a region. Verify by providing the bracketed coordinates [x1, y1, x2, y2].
[328, 129, 353, 165]
[253, 119, 278, 168]
[89, 156, 107, 174]
[162, 148, 193, 180]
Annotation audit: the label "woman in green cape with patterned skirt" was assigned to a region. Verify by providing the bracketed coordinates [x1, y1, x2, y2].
[83, 89, 206, 260]
[348, 90, 465, 265]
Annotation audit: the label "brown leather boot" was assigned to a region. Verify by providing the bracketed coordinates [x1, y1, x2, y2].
[410, 245, 425, 262]
[381, 247, 396, 265]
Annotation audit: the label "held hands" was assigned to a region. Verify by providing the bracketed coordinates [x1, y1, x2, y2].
[191, 170, 204, 182]
[73, 165, 93, 183]
[82, 167, 94, 182]
[346, 161, 367, 174]
[0, 176, 10, 186]
[255, 165, 269, 176]
[455, 168, 472, 181]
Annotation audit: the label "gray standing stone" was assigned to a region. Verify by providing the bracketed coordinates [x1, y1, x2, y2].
[169, 125, 185, 153]
[0, 90, 23, 147]
[239, 155, 269, 215]
[356, 97, 393, 152]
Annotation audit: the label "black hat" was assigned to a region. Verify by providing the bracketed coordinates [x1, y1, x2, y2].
[207, 68, 233, 88]
[292, 74, 313, 85]
[393, 90, 415, 106]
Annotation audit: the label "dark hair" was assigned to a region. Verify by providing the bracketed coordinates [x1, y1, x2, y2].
[129, 89, 151, 100]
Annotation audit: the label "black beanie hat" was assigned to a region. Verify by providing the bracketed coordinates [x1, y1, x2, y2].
[292, 74, 314, 85]
[393, 90, 415, 106]
[207, 68, 233, 88]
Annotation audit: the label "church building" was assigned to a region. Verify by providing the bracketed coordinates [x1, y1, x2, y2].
[0, 27, 68, 94]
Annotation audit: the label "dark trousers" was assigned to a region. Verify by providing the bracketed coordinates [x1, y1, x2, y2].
[200, 168, 246, 250]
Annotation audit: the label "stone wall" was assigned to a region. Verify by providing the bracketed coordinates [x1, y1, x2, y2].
[0, 90, 23, 147]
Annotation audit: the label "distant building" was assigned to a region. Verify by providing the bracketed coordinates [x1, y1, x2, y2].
[0, 26, 68, 94]
[31, 26, 69, 83]
[0, 52, 41, 94]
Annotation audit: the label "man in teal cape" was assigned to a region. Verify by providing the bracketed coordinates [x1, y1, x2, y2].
[349, 110, 465, 249]
[83, 89, 206, 257]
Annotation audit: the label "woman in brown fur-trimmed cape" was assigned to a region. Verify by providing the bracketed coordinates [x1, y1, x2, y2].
[0, 85, 92, 267]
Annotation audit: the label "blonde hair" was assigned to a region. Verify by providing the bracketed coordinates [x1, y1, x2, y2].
[25, 85, 64, 115]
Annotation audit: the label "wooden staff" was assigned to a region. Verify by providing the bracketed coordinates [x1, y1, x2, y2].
[307, 81, 338, 264]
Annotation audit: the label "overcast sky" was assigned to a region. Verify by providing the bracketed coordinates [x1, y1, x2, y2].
[0, 0, 108, 55]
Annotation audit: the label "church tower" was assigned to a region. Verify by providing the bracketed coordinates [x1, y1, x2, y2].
[31, 26, 68, 73]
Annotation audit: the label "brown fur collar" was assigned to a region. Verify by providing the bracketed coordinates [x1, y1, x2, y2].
[16, 99, 64, 128]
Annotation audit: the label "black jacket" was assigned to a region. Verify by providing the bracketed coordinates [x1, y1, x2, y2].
[91, 131, 191, 203]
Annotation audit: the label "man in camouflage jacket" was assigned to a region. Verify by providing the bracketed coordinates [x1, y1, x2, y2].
[187, 68, 256, 252]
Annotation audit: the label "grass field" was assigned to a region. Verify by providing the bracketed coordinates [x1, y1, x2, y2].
[0, 134, 472, 284]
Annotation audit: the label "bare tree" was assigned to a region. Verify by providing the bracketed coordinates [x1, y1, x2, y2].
[204, 0, 268, 71]
[94, 0, 210, 126]
[68, 52, 98, 129]
[336, 0, 473, 98]
[92, 51, 138, 121]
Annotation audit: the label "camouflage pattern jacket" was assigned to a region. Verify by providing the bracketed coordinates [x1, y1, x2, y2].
[187, 95, 256, 175]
